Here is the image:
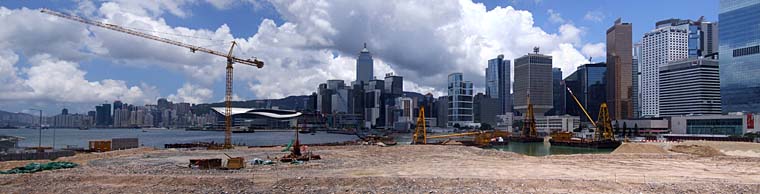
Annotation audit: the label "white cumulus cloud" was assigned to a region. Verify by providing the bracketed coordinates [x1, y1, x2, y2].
[167, 83, 213, 104]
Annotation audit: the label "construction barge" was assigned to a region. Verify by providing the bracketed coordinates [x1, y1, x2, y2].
[549, 137, 621, 149]
[550, 87, 621, 149]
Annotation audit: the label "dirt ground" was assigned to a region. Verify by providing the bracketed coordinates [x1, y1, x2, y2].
[1, 145, 759, 193]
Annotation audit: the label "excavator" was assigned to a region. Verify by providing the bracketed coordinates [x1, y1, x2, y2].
[412, 106, 510, 147]
[549, 87, 621, 149]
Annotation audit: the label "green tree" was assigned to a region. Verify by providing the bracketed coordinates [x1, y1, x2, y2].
[453, 123, 461, 129]
[480, 123, 492, 130]
[634, 123, 640, 137]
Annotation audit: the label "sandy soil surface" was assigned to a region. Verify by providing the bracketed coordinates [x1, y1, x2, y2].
[1, 145, 759, 193]
[642, 140, 760, 158]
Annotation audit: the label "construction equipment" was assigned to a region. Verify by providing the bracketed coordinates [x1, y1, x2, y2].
[550, 87, 620, 148]
[425, 130, 510, 147]
[510, 95, 542, 142]
[41, 9, 264, 149]
[411, 106, 427, 144]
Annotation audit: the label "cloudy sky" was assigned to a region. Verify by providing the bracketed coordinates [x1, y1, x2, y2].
[0, 0, 717, 114]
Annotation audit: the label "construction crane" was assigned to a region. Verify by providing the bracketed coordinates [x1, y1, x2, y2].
[521, 96, 538, 138]
[41, 9, 264, 149]
[411, 106, 426, 144]
[565, 87, 614, 141]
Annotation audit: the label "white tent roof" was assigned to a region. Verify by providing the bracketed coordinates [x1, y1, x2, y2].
[210, 107, 302, 119]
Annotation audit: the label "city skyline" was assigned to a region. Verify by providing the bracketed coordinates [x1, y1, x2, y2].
[0, 0, 720, 114]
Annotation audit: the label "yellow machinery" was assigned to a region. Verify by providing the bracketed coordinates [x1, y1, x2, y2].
[41, 9, 264, 149]
[521, 97, 538, 138]
[412, 106, 509, 146]
[563, 87, 614, 141]
[412, 106, 427, 144]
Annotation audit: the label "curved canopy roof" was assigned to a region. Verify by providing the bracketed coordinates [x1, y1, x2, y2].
[210, 107, 302, 119]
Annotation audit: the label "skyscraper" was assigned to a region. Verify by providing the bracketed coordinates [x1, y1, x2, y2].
[550, 67, 564, 116]
[641, 22, 689, 117]
[720, 0, 760, 113]
[655, 18, 719, 57]
[356, 43, 374, 84]
[384, 73, 403, 96]
[474, 93, 499, 126]
[606, 18, 633, 120]
[95, 103, 112, 127]
[563, 63, 607, 122]
[447, 73, 473, 126]
[486, 55, 512, 114]
[659, 58, 722, 116]
[632, 42, 642, 118]
[513, 48, 553, 116]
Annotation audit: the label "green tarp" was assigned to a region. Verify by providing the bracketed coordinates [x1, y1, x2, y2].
[0, 161, 78, 174]
[282, 140, 293, 152]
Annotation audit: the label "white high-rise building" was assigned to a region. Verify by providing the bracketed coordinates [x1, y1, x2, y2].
[641, 26, 689, 117]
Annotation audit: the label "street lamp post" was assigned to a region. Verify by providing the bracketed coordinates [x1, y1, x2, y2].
[29, 109, 42, 149]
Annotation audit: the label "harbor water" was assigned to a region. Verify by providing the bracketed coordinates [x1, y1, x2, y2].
[0, 128, 358, 149]
[488, 142, 614, 156]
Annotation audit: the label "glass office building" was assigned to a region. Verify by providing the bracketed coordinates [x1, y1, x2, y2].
[720, 0, 760, 113]
[563, 63, 607, 122]
[485, 55, 512, 114]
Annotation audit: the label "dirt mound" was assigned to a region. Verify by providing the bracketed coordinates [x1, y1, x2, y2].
[612, 143, 668, 154]
[669, 145, 725, 157]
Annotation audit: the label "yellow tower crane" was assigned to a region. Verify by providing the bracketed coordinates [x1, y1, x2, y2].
[41, 9, 264, 149]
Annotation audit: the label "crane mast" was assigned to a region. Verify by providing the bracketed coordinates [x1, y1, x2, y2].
[40, 9, 264, 149]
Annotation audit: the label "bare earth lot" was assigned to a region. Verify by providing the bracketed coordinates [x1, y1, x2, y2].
[1, 144, 759, 193]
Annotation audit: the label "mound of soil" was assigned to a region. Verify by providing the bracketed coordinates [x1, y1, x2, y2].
[612, 143, 669, 154]
[669, 145, 725, 157]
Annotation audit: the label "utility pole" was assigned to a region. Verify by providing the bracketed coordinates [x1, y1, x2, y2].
[29, 108, 42, 149]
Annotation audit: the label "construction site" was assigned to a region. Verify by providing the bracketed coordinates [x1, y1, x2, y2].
[0, 141, 759, 193]
[3, 6, 760, 193]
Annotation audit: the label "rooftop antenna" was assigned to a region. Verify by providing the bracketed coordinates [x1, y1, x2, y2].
[533, 47, 539, 54]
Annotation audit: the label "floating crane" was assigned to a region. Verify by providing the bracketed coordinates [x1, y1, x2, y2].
[550, 87, 620, 149]
[412, 106, 509, 146]
[411, 106, 427, 144]
[41, 9, 264, 149]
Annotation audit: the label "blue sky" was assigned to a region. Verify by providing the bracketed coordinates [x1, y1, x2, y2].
[0, 0, 719, 114]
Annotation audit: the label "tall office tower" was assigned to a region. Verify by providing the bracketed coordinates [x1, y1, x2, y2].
[436, 96, 449, 127]
[701, 21, 719, 55]
[384, 73, 403, 96]
[720, 0, 760, 113]
[364, 79, 385, 128]
[563, 63, 607, 122]
[656, 18, 719, 57]
[486, 55, 512, 114]
[550, 67, 564, 116]
[474, 93, 500, 126]
[659, 58, 722, 116]
[447, 73, 474, 126]
[606, 18, 633, 120]
[513, 48, 553, 116]
[356, 43, 374, 84]
[632, 42, 642, 118]
[95, 104, 112, 127]
[641, 22, 689, 117]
